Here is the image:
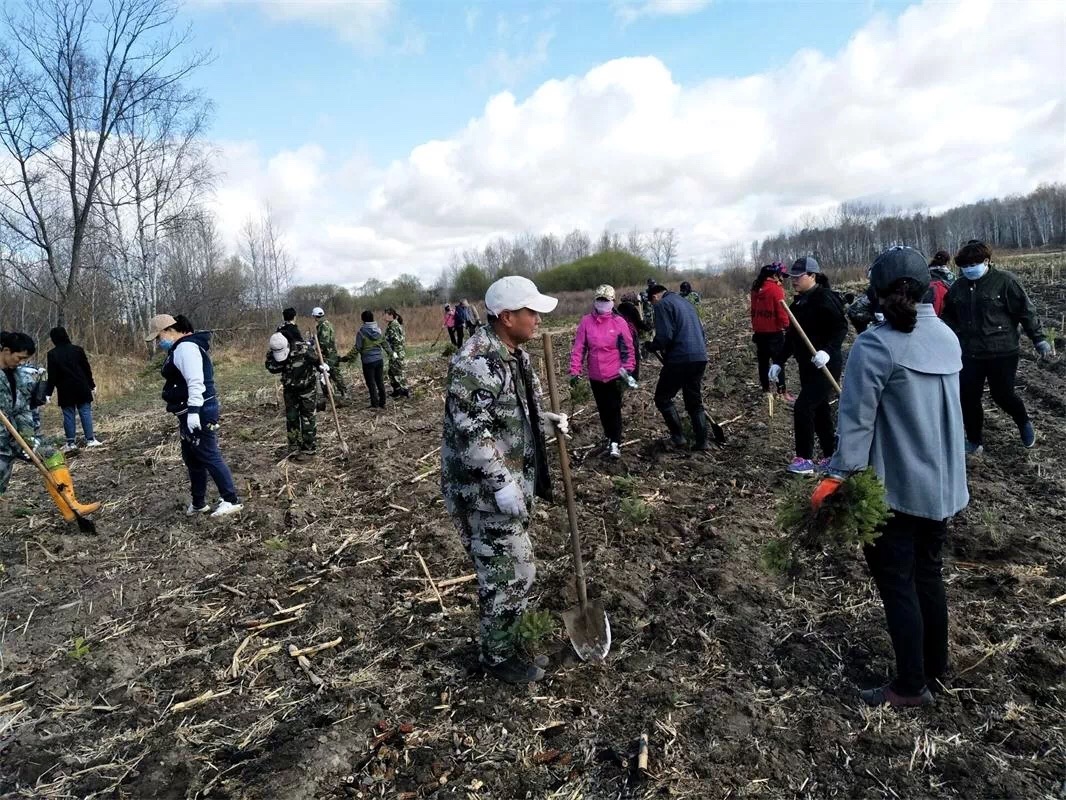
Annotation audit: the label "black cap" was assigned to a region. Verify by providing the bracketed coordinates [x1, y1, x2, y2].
[788, 256, 820, 276]
[870, 246, 929, 292]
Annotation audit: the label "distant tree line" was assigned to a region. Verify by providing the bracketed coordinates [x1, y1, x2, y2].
[749, 183, 1066, 269]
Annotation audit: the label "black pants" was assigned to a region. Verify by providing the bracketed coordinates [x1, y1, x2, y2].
[793, 361, 840, 460]
[654, 360, 706, 422]
[863, 512, 949, 696]
[448, 325, 465, 348]
[753, 332, 786, 392]
[590, 378, 624, 444]
[959, 353, 1028, 445]
[362, 362, 386, 408]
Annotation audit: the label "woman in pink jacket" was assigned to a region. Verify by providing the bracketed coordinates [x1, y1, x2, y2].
[568, 284, 637, 459]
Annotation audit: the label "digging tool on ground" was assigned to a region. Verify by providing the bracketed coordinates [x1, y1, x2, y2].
[0, 408, 97, 533]
[541, 333, 611, 663]
[780, 300, 842, 394]
[311, 336, 350, 457]
[648, 348, 726, 444]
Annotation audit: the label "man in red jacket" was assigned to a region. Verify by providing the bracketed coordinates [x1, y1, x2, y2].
[750, 264, 792, 399]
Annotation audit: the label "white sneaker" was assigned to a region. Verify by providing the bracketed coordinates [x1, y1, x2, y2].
[609, 441, 621, 459]
[211, 500, 244, 517]
[61, 443, 77, 454]
[84, 439, 104, 448]
[186, 503, 211, 516]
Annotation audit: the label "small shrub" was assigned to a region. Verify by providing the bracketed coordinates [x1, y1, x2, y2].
[440, 344, 457, 358]
[612, 475, 637, 497]
[620, 497, 651, 525]
[68, 637, 90, 660]
[568, 378, 591, 405]
[506, 610, 556, 654]
[777, 468, 891, 549]
[760, 538, 794, 575]
[264, 536, 289, 552]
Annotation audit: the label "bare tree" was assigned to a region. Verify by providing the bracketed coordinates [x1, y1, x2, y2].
[0, 0, 208, 324]
[648, 227, 678, 272]
[240, 206, 295, 317]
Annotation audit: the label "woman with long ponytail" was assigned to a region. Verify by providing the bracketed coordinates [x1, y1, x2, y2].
[811, 246, 968, 708]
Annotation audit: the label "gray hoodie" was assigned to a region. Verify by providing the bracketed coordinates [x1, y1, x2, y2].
[828, 305, 968, 520]
[354, 322, 385, 364]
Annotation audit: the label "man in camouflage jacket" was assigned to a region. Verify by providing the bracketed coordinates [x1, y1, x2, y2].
[312, 307, 348, 398]
[441, 276, 567, 684]
[0, 334, 37, 495]
[266, 333, 323, 459]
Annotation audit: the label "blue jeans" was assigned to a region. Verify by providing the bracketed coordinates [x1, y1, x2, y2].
[179, 414, 239, 506]
[62, 403, 95, 444]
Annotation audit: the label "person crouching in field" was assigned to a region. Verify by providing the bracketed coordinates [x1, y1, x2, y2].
[441, 276, 567, 684]
[568, 284, 636, 459]
[813, 246, 968, 708]
[266, 332, 325, 462]
[147, 314, 243, 518]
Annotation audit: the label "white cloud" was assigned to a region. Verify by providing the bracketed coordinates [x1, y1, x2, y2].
[481, 31, 555, 88]
[212, 0, 1066, 287]
[215, 0, 395, 48]
[614, 0, 712, 24]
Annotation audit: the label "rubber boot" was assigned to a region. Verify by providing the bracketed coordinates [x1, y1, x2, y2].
[660, 405, 687, 448]
[46, 461, 101, 517]
[690, 410, 710, 450]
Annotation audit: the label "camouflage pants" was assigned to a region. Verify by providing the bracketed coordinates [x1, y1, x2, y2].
[388, 355, 408, 392]
[283, 385, 317, 451]
[325, 355, 348, 396]
[452, 510, 536, 665]
[0, 454, 13, 495]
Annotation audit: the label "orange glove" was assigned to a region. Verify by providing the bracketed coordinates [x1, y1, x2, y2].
[811, 477, 842, 511]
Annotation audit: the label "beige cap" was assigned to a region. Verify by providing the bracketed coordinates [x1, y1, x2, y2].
[594, 284, 616, 300]
[145, 314, 177, 341]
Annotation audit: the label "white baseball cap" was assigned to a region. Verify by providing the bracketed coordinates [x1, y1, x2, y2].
[311, 307, 325, 318]
[268, 332, 290, 362]
[484, 276, 558, 315]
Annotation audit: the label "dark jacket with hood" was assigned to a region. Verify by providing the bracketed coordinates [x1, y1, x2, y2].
[353, 322, 386, 364]
[941, 267, 1045, 359]
[45, 327, 95, 407]
[649, 291, 707, 365]
[161, 330, 219, 421]
[776, 284, 848, 375]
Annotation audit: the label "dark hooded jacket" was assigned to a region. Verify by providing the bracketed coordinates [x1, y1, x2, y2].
[45, 327, 95, 407]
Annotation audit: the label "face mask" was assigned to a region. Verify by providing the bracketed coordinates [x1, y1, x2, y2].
[158, 338, 174, 352]
[962, 263, 989, 281]
[594, 300, 614, 314]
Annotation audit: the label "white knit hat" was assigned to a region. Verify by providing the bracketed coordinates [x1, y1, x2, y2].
[269, 332, 290, 362]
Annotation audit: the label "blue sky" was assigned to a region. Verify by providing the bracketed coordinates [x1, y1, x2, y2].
[182, 0, 1065, 286]
[190, 1, 909, 167]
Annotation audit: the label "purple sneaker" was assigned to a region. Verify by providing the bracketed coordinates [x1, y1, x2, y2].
[787, 457, 815, 475]
[816, 458, 832, 472]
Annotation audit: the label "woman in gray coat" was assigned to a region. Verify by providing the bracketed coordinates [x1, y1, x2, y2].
[812, 246, 968, 708]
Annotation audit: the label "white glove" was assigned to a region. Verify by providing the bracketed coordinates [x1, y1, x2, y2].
[811, 350, 830, 369]
[186, 412, 202, 432]
[44, 394, 52, 405]
[318, 363, 330, 374]
[873, 312, 885, 324]
[542, 411, 569, 437]
[768, 364, 782, 383]
[494, 482, 527, 518]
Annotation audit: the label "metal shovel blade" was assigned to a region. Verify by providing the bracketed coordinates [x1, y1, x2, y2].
[710, 419, 726, 445]
[561, 600, 612, 663]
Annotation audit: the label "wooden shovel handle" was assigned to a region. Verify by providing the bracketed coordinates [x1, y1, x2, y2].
[0, 407, 77, 516]
[541, 333, 589, 609]
[780, 300, 842, 394]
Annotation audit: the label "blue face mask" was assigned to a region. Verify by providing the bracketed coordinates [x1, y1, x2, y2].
[158, 338, 174, 352]
[961, 263, 989, 281]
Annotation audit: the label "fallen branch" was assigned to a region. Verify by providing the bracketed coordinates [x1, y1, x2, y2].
[290, 637, 342, 659]
[288, 644, 325, 688]
[170, 688, 233, 715]
[415, 551, 447, 616]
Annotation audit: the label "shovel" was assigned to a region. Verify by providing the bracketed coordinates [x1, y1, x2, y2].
[648, 348, 726, 444]
[311, 335, 350, 458]
[541, 333, 611, 663]
[0, 408, 97, 533]
[780, 300, 842, 394]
